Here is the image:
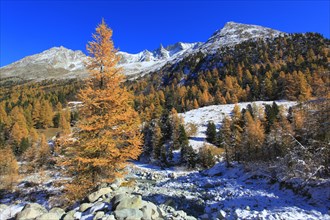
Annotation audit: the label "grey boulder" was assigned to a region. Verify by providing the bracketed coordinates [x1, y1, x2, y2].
[88, 187, 113, 203]
[16, 203, 48, 220]
[112, 194, 142, 210]
[114, 208, 143, 220]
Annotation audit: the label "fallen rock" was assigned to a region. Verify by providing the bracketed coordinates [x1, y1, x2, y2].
[16, 203, 48, 220]
[93, 211, 105, 220]
[173, 210, 187, 218]
[63, 210, 76, 220]
[114, 208, 143, 220]
[36, 212, 62, 220]
[110, 183, 119, 191]
[103, 214, 116, 220]
[112, 194, 142, 210]
[80, 203, 93, 212]
[90, 202, 108, 214]
[0, 203, 25, 219]
[49, 207, 66, 217]
[73, 211, 82, 219]
[141, 201, 159, 220]
[111, 193, 129, 207]
[157, 206, 166, 218]
[88, 187, 113, 203]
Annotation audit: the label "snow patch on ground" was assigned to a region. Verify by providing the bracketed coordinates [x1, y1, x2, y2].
[179, 101, 297, 150]
[130, 161, 329, 219]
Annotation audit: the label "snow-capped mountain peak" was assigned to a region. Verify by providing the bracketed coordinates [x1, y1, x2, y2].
[0, 46, 88, 81]
[116, 41, 201, 77]
[1, 22, 285, 81]
[118, 42, 200, 64]
[3, 46, 87, 71]
[200, 21, 283, 52]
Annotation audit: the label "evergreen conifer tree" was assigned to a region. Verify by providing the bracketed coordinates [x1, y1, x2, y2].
[206, 121, 217, 144]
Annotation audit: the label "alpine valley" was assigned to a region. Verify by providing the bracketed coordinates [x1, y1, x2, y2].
[0, 21, 329, 220]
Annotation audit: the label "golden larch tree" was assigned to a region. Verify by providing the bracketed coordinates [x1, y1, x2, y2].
[64, 20, 142, 200]
[243, 111, 265, 161]
[36, 134, 51, 167]
[0, 147, 19, 190]
[59, 109, 71, 135]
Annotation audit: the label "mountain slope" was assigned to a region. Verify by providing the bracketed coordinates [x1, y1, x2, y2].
[0, 46, 88, 82]
[0, 21, 283, 82]
[200, 21, 282, 52]
[118, 21, 283, 77]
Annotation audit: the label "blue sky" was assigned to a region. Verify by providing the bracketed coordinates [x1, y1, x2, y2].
[1, 0, 329, 67]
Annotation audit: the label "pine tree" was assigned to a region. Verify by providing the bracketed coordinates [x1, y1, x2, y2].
[182, 145, 197, 168]
[178, 124, 189, 148]
[206, 121, 217, 144]
[179, 124, 197, 168]
[63, 20, 142, 201]
[264, 102, 280, 133]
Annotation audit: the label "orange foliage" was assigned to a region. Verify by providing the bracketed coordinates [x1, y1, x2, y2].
[63, 20, 142, 201]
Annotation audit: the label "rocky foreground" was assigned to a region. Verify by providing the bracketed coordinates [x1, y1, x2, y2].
[1, 161, 329, 220]
[0, 180, 196, 220]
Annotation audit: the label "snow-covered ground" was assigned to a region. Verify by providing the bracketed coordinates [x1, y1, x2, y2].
[179, 101, 297, 150]
[2, 100, 329, 220]
[0, 169, 68, 209]
[130, 161, 330, 219]
[128, 100, 329, 219]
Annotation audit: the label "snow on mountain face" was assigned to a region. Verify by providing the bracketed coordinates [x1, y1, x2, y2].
[118, 22, 284, 77]
[117, 42, 199, 64]
[0, 46, 88, 81]
[116, 42, 201, 77]
[0, 22, 284, 81]
[3, 46, 87, 71]
[200, 21, 283, 52]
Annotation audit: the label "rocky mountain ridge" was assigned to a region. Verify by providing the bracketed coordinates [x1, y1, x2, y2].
[0, 21, 283, 81]
[0, 46, 89, 82]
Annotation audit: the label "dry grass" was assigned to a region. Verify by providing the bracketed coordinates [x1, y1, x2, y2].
[203, 143, 225, 156]
[37, 128, 61, 140]
[120, 179, 137, 187]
